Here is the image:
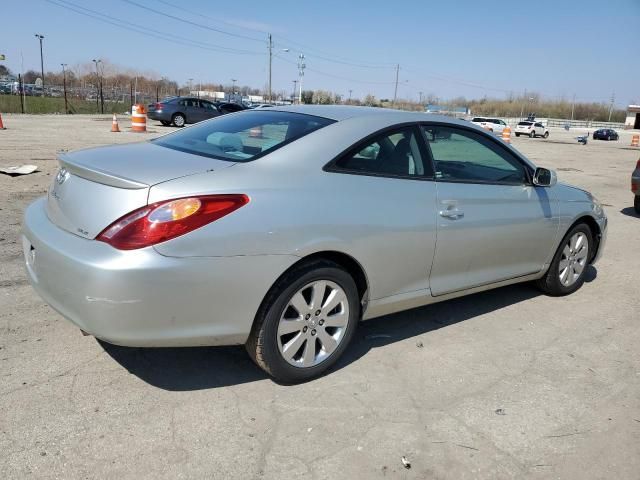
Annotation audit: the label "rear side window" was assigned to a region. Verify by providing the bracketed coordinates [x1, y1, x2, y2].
[472, 117, 486, 122]
[422, 126, 527, 185]
[153, 111, 334, 162]
[332, 127, 432, 178]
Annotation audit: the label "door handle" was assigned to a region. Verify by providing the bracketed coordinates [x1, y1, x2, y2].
[439, 209, 464, 219]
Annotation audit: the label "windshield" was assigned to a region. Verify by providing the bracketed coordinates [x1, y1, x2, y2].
[153, 111, 334, 162]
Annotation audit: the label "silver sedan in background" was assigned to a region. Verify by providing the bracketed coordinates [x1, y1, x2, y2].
[23, 106, 607, 383]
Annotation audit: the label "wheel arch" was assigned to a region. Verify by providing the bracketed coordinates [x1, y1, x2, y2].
[255, 250, 370, 326]
[568, 214, 602, 263]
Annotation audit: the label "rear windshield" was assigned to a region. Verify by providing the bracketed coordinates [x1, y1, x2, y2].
[518, 121, 533, 126]
[153, 111, 334, 162]
[471, 117, 486, 122]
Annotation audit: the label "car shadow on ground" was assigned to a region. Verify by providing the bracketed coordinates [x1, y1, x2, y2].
[101, 267, 597, 391]
[620, 207, 639, 218]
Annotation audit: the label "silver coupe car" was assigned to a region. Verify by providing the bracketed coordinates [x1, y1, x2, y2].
[23, 106, 607, 382]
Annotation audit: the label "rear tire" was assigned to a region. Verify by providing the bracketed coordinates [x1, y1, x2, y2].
[535, 223, 592, 296]
[246, 260, 360, 383]
[607, 135, 611, 141]
[515, 133, 521, 137]
[172, 113, 186, 127]
[544, 131, 549, 138]
[529, 131, 535, 138]
[634, 195, 640, 214]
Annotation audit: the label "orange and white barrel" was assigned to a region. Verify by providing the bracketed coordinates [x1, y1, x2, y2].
[131, 104, 147, 133]
[501, 126, 512, 143]
[631, 134, 639, 147]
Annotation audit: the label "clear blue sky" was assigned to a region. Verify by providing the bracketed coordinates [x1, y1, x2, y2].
[1, 0, 638, 105]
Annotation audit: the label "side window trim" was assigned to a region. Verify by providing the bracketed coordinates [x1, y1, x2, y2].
[324, 123, 435, 181]
[418, 122, 534, 186]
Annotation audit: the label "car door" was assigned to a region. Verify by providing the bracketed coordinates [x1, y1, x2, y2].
[421, 124, 559, 296]
[200, 100, 221, 120]
[326, 125, 438, 301]
[187, 99, 208, 123]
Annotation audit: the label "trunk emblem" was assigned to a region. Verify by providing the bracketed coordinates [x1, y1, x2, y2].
[56, 167, 70, 185]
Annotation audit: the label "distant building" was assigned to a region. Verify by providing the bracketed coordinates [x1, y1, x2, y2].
[425, 104, 471, 116]
[625, 105, 640, 129]
[190, 90, 225, 100]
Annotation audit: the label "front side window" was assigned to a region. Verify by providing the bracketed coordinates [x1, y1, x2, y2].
[153, 111, 334, 162]
[333, 127, 431, 178]
[422, 126, 527, 185]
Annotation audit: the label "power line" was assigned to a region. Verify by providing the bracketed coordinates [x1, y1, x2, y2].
[45, 0, 263, 55]
[121, 0, 265, 44]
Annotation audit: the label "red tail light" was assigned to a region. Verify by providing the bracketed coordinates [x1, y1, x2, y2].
[97, 194, 249, 250]
[155, 103, 164, 110]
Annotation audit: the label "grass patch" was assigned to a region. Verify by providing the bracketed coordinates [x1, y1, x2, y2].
[0, 94, 130, 114]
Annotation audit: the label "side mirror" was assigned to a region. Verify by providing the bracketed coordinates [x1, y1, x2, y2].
[533, 167, 557, 187]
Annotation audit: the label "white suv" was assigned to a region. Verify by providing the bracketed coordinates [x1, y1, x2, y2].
[515, 121, 549, 138]
[470, 117, 508, 134]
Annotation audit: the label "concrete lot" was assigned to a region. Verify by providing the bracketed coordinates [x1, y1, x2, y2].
[1, 114, 639, 479]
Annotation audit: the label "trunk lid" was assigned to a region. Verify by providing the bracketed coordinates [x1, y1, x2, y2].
[46, 142, 236, 239]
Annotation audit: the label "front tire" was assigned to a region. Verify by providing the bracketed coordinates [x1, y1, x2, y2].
[535, 223, 592, 296]
[544, 131, 549, 138]
[529, 131, 535, 138]
[515, 133, 521, 137]
[246, 260, 360, 383]
[634, 195, 640, 214]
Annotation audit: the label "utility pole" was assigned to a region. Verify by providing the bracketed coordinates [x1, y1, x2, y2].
[34, 34, 45, 97]
[188, 78, 193, 95]
[570, 93, 575, 124]
[231, 78, 237, 95]
[392, 64, 399, 106]
[292, 80, 297, 103]
[297, 53, 305, 104]
[92, 59, 101, 113]
[419, 91, 423, 104]
[348, 89, 352, 103]
[61, 63, 68, 113]
[608, 92, 615, 122]
[267, 34, 273, 103]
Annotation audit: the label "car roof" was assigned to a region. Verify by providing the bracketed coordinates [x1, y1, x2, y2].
[262, 104, 468, 126]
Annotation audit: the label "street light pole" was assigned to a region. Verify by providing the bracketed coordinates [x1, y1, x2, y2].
[61, 63, 68, 113]
[267, 34, 273, 103]
[231, 78, 237, 95]
[188, 78, 193, 95]
[34, 34, 45, 97]
[297, 54, 305, 104]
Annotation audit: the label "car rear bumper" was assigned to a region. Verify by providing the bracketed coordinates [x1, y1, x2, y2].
[22, 198, 297, 347]
[147, 111, 172, 122]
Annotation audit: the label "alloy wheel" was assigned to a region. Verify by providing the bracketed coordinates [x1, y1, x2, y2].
[277, 280, 349, 368]
[558, 232, 589, 287]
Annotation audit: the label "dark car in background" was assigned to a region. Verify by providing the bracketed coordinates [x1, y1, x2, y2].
[632, 158, 640, 214]
[593, 129, 619, 141]
[147, 97, 245, 127]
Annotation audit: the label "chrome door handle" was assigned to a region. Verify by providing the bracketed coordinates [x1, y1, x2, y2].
[439, 209, 464, 219]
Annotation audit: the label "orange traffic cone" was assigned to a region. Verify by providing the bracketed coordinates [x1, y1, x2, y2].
[0, 112, 6, 130]
[111, 114, 120, 133]
[631, 134, 639, 147]
[501, 126, 512, 144]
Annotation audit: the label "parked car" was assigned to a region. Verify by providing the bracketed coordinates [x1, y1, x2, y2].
[470, 117, 508, 133]
[147, 97, 242, 127]
[23, 106, 607, 383]
[632, 158, 640, 214]
[515, 121, 549, 138]
[215, 101, 246, 114]
[592, 129, 619, 141]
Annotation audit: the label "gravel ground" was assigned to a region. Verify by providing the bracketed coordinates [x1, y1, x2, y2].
[1, 114, 639, 479]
